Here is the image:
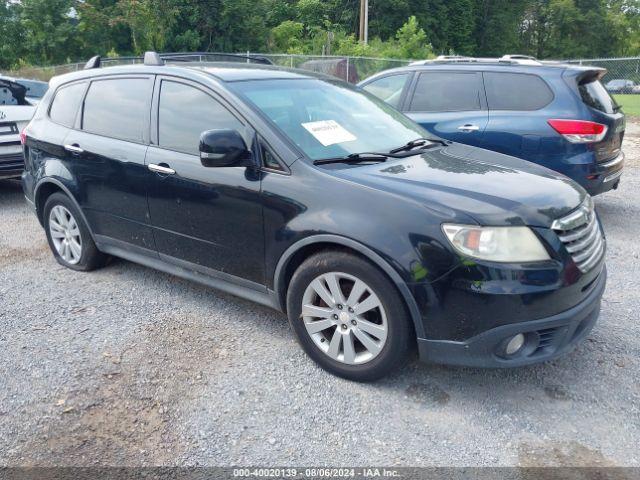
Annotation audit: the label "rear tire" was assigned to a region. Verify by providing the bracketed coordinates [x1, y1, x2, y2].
[43, 192, 108, 271]
[287, 250, 413, 381]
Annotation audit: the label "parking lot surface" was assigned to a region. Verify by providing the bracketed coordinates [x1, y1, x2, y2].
[1, 123, 639, 467]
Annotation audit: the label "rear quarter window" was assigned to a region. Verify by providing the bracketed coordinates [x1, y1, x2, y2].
[579, 79, 618, 114]
[484, 72, 554, 111]
[49, 82, 87, 128]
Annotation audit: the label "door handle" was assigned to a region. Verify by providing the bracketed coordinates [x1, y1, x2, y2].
[64, 144, 84, 154]
[457, 124, 480, 133]
[148, 163, 176, 175]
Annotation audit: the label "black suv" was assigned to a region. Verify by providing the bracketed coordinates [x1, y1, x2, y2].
[22, 53, 606, 381]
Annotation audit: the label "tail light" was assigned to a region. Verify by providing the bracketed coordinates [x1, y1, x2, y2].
[548, 119, 607, 144]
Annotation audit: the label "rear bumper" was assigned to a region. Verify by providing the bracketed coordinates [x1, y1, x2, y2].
[417, 265, 606, 367]
[0, 153, 24, 180]
[576, 152, 624, 196]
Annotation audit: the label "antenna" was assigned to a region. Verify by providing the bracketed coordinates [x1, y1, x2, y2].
[144, 51, 165, 66]
[83, 55, 101, 70]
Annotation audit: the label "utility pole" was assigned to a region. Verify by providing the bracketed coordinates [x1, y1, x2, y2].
[359, 0, 368, 44]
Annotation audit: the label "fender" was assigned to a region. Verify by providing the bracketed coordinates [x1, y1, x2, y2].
[33, 177, 97, 242]
[273, 234, 426, 338]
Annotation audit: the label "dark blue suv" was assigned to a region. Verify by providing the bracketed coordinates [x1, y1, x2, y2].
[359, 56, 625, 196]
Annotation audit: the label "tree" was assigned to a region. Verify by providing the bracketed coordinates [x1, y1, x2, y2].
[0, 1, 24, 69]
[394, 16, 432, 59]
[20, 0, 77, 65]
[113, 0, 180, 53]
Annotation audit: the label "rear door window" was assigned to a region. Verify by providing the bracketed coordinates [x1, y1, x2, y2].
[49, 82, 87, 128]
[409, 72, 482, 112]
[362, 74, 411, 108]
[484, 72, 554, 111]
[579, 79, 618, 114]
[82, 78, 150, 142]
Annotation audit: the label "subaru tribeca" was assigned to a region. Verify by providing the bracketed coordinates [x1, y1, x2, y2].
[21, 53, 607, 381]
[359, 56, 625, 196]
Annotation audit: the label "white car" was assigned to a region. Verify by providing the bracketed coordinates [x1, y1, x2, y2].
[0, 77, 39, 180]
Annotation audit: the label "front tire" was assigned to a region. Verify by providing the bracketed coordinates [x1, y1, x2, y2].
[43, 192, 108, 271]
[287, 251, 413, 381]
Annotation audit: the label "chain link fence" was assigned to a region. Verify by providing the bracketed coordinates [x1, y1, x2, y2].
[0, 53, 412, 84]
[566, 57, 640, 92]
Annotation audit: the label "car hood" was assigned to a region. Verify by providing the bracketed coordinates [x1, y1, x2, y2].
[332, 143, 585, 228]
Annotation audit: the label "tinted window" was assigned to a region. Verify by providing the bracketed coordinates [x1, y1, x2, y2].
[158, 81, 243, 155]
[580, 79, 618, 114]
[410, 72, 481, 112]
[82, 78, 149, 142]
[362, 74, 410, 108]
[484, 72, 554, 111]
[49, 82, 86, 128]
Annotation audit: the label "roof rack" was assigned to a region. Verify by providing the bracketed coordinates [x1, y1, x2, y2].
[410, 54, 544, 66]
[159, 52, 273, 65]
[144, 51, 165, 66]
[84, 55, 101, 70]
[79, 51, 272, 72]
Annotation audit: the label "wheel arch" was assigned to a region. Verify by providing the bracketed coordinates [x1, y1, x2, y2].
[34, 179, 96, 241]
[273, 234, 426, 339]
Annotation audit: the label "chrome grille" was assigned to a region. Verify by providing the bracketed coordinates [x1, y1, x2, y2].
[552, 198, 605, 273]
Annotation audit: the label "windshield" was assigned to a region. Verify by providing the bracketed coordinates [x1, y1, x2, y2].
[231, 78, 426, 161]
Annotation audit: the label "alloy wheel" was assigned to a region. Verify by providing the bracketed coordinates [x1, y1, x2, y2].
[49, 205, 82, 265]
[301, 272, 388, 365]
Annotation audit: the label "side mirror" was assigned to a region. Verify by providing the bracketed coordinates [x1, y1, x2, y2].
[199, 129, 253, 168]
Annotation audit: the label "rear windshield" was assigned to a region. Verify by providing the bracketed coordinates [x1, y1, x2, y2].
[579, 79, 618, 114]
[0, 80, 30, 106]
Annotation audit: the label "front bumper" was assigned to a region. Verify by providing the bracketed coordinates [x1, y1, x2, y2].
[417, 265, 606, 367]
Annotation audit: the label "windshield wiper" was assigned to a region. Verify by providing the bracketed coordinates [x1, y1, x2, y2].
[389, 137, 448, 154]
[313, 152, 389, 165]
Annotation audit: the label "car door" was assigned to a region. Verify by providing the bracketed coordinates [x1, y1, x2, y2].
[145, 77, 265, 285]
[481, 71, 555, 162]
[62, 76, 155, 250]
[403, 71, 488, 146]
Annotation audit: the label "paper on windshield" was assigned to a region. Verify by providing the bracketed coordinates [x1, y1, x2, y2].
[301, 120, 357, 146]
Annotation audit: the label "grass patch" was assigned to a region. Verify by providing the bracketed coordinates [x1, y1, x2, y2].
[613, 94, 640, 117]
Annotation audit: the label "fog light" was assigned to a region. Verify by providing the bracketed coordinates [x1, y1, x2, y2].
[505, 334, 525, 355]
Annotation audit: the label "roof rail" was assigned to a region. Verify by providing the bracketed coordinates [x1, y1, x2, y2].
[159, 52, 273, 65]
[84, 55, 101, 70]
[501, 54, 537, 61]
[144, 51, 165, 66]
[411, 54, 545, 66]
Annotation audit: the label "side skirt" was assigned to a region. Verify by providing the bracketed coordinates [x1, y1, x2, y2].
[95, 235, 281, 312]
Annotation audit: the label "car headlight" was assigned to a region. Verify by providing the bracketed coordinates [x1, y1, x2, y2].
[442, 224, 550, 262]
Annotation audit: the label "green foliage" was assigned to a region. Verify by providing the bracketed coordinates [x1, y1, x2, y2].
[0, 0, 638, 70]
[394, 16, 430, 59]
[19, 0, 77, 65]
[614, 94, 640, 117]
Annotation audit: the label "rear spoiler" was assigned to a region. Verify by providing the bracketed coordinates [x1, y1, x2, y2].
[564, 67, 607, 85]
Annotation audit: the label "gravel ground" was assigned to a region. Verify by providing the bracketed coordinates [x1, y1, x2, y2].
[0, 124, 639, 468]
